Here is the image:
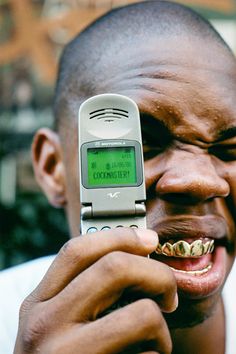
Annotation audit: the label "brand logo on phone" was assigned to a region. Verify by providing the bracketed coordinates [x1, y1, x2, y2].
[107, 192, 120, 198]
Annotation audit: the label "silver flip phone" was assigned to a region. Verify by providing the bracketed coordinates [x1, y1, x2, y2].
[78, 94, 146, 234]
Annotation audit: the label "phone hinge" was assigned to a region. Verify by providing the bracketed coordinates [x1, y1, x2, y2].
[81, 206, 93, 220]
[81, 202, 146, 220]
[135, 202, 146, 216]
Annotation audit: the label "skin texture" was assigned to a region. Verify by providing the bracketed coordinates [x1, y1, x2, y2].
[14, 4, 236, 354]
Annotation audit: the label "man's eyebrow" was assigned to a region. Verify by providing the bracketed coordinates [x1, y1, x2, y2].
[216, 126, 236, 142]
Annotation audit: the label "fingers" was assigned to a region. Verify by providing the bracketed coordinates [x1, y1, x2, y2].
[41, 299, 172, 354]
[48, 251, 177, 322]
[31, 228, 158, 301]
[16, 229, 174, 354]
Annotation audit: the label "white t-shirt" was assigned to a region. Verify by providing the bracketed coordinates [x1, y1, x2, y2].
[0, 256, 235, 354]
[223, 261, 236, 354]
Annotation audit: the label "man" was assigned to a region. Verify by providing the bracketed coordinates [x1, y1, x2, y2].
[1, 1, 236, 353]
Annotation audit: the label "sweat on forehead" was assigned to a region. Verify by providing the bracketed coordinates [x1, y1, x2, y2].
[53, 0, 233, 133]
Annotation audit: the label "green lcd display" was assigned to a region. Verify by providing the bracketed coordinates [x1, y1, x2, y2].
[87, 147, 137, 187]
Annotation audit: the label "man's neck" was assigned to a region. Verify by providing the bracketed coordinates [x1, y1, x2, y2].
[171, 297, 225, 354]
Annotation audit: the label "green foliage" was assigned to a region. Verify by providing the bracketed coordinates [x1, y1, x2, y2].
[0, 192, 69, 269]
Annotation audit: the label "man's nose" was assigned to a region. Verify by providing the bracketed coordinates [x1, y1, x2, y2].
[152, 150, 230, 203]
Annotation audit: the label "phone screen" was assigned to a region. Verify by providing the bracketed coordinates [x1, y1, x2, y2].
[87, 146, 137, 187]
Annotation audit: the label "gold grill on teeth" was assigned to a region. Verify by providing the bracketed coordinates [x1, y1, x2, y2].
[155, 239, 214, 257]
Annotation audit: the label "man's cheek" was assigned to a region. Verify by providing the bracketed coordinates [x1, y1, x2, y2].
[219, 166, 236, 250]
[225, 165, 236, 209]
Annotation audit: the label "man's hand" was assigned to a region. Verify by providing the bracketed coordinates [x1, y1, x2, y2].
[14, 228, 178, 354]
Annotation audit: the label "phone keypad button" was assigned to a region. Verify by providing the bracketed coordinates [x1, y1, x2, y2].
[87, 227, 98, 233]
[101, 226, 111, 231]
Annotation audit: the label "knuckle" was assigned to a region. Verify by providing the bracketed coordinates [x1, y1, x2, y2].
[138, 298, 161, 328]
[59, 238, 82, 262]
[60, 239, 75, 257]
[120, 227, 144, 249]
[100, 251, 128, 277]
[19, 292, 38, 317]
[136, 298, 162, 332]
[19, 297, 32, 316]
[110, 227, 143, 251]
[128, 227, 144, 246]
[20, 306, 48, 351]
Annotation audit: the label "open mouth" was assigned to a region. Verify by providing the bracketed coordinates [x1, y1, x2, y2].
[153, 238, 227, 298]
[150, 215, 229, 298]
[155, 238, 215, 276]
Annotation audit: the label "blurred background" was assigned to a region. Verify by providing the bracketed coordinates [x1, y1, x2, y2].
[1, 0, 236, 270]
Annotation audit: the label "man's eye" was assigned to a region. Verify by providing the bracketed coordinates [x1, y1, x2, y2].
[209, 145, 236, 162]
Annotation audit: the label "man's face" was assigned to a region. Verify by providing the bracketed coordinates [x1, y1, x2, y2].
[63, 34, 236, 327]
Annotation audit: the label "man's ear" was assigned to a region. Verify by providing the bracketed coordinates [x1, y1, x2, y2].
[32, 128, 67, 208]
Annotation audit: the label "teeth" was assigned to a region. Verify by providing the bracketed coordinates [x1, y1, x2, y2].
[174, 241, 191, 257]
[209, 240, 215, 253]
[156, 243, 163, 254]
[155, 239, 215, 257]
[191, 240, 204, 257]
[162, 242, 174, 256]
[204, 241, 211, 254]
[170, 263, 212, 276]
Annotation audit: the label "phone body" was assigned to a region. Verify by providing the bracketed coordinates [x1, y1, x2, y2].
[78, 93, 146, 234]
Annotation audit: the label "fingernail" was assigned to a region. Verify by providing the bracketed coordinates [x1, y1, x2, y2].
[135, 229, 159, 248]
[164, 293, 179, 313]
[173, 293, 178, 310]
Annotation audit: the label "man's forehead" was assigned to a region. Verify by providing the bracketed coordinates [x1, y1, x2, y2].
[94, 33, 236, 102]
[116, 34, 236, 72]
